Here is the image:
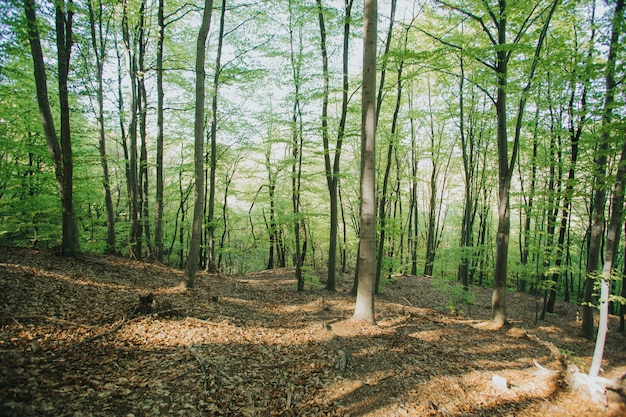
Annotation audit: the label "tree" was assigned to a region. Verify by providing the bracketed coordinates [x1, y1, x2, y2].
[353, 0, 377, 324]
[183, 0, 214, 288]
[589, 136, 626, 377]
[154, 0, 165, 262]
[582, 0, 624, 340]
[291, 0, 307, 290]
[204, 0, 227, 272]
[432, 0, 559, 326]
[317, 0, 354, 292]
[24, 0, 80, 256]
[87, 0, 116, 254]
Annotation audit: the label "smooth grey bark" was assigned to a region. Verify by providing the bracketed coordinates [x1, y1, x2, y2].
[183, 0, 214, 288]
[353, 0, 377, 324]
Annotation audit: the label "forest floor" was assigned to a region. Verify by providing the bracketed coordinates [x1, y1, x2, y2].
[1, 246, 625, 417]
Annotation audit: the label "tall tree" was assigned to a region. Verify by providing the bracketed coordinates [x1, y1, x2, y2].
[291, 0, 306, 290]
[433, 0, 559, 326]
[120, 0, 141, 258]
[154, 0, 165, 262]
[589, 135, 626, 376]
[582, 0, 624, 340]
[24, 0, 80, 256]
[183, 0, 214, 288]
[353, 0, 377, 324]
[87, 0, 116, 253]
[205, 0, 227, 272]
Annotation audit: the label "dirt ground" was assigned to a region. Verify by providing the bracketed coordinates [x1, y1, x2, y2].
[1, 246, 625, 416]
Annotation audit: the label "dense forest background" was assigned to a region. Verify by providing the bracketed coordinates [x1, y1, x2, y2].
[0, 0, 625, 323]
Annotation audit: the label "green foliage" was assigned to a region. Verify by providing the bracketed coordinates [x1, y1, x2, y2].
[432, 277, 475, 315]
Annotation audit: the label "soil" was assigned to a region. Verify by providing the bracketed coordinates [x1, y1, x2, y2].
[1, 246, 625, 416]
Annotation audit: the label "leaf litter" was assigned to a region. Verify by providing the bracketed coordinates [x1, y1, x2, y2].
[1, 246, 625, 416]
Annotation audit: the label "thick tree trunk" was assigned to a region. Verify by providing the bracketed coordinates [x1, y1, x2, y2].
[183, 0, 214, 288]
[25, 0, 79, 256]
[353, 0, 377, 324]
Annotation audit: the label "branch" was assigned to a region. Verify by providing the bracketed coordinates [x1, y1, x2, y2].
[0, 315, 93, 329]
[413, 26, 497, 72]
[435, 0, 497, 46]
[58, 315, 129, 353]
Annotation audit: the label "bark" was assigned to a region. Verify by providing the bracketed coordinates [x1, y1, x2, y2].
[155, 0, 165, 262]
[25, 0, 79, 256]
[589, 136, 626, 377]
[582, 0, 623, 340]
[407, 84, 419, 276]
[457, 55, 471, 288]
[353, 0, 377, 324]
[205, 0, 226, 273]
[137, 0, 151, 258]
[121, 3, 140, 259]
[423, 80, 438, 278]
[87, 0, 116, 254]
[183, 0, 214, 288]
[291, 0, 305, 290]
[491, 0, 558, 327]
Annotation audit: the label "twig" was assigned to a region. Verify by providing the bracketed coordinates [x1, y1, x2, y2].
[58, 316, 129, 353]
[187, 347, 210, 391]
[1, 315, 92, 329]
[525, 333, 565, 364]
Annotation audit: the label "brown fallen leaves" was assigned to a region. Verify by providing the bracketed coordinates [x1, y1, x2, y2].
[1, 246, 625, 416]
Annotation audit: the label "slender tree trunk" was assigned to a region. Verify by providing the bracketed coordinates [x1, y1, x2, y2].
[121, 3, 140, 259]
[290, 0, 305, 290]
[183, 0, 214, 288]
[423, 79, 439, 277]
[582, 0, 623, 340]
[154, 0, 165, 262]
[353, 0, 377, 324]
[407, 84, 419, 276]
[205, 0, 226, 273]
[589, 137, 626, 376]
[457, 55, 472, 288]
[88, 0, 116, 253]
[137, 0, 151, 258]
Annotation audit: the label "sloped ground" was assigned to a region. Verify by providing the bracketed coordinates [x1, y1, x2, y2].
[1, 246, 625, 416]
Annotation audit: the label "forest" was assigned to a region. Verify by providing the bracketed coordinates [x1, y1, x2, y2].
[1, 0, 626, 415]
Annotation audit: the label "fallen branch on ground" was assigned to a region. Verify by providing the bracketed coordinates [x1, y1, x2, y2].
[0, 315, 93, 329]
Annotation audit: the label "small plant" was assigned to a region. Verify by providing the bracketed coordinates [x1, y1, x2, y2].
[433, 278, 475, 315]
[303, 271, 321, 290]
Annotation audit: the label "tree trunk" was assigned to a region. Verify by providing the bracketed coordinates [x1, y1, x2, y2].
[582, 0, 623, 340]
[25, 0, 79, 257]
[407, 83, 419, 276]
[87, 0, 116, 254]
[205, 0, 226, 273]
[154, 0, 165, 262]
[121, 3, 140, 259]
[589, 136, 626, 377]
[353, 0, 377, 324]
[183, 0, 214, 288]
[291, 0, 306, 290]
[137, 0, 151, 258]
